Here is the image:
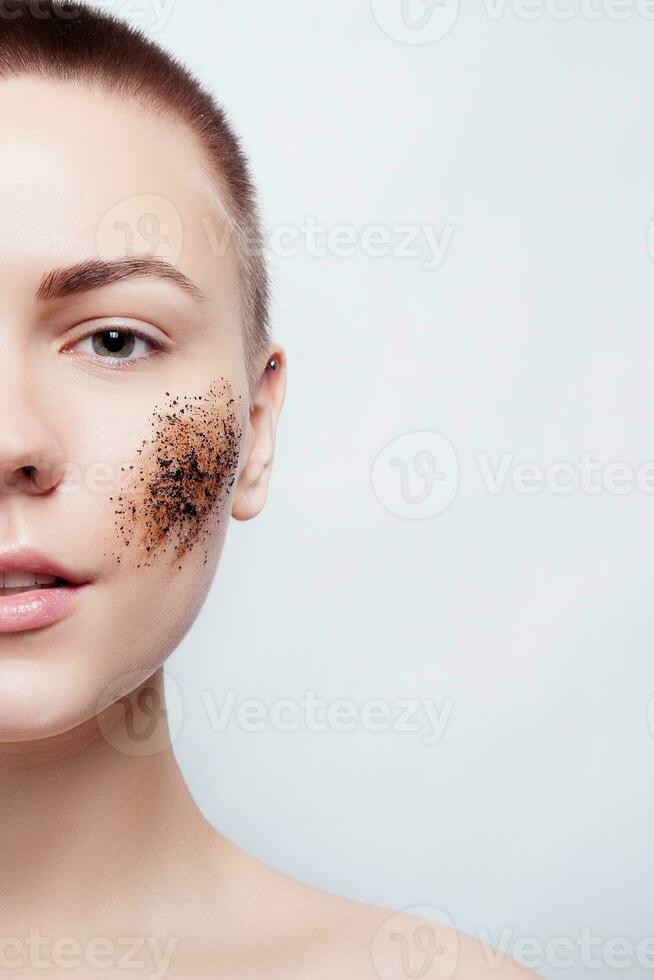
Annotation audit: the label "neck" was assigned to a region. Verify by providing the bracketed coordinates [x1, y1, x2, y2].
[0, 669, 216, 938]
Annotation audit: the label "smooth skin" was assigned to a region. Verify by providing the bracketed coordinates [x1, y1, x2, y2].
[0, 76, 539, 979]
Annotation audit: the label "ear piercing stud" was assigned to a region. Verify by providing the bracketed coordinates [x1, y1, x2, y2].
[266, 357, 280, 372]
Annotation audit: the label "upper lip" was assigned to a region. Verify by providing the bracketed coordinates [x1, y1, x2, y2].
[0, 548, 92, 586]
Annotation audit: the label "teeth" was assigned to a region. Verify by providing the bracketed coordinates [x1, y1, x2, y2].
[1, 572, 57, 587]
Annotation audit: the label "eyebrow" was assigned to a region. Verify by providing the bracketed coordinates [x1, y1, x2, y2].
[35, 256, 208, 303]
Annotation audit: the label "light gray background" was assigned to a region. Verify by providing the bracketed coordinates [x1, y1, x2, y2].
[91, 1, 654, 977]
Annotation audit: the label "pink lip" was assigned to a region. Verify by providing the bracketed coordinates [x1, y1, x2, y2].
[0, 547, 93, 634]
[0, 585, 89, 633]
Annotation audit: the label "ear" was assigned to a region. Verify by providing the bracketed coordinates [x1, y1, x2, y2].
[231, 346, 287, 521]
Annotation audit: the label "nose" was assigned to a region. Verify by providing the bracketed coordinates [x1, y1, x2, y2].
[0, 379, 66, 496]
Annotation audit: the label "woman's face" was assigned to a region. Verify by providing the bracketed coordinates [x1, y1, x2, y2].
[0, 76, 276, 741]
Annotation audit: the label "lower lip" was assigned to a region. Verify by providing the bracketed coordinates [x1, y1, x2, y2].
[0, 585, 89, 634]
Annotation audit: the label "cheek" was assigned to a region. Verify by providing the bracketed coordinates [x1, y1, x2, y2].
[109, 377, 243, 569]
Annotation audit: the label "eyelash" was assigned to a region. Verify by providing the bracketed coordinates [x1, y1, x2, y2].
[66, 325, 167, 369]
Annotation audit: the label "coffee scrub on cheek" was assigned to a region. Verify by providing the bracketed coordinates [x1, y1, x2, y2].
[109, 377, 243, 571]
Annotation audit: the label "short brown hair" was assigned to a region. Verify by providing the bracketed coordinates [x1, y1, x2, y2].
[0, 0, 270, 391]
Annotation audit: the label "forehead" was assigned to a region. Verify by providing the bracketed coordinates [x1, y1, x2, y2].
[0, 75, 234, 290]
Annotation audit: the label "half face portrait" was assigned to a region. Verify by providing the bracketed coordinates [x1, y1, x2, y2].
[0, 5, 285, 741]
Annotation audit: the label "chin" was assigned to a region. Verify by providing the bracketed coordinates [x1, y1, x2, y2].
[0, 546, 219, 745]
[0, 660, 98, 743]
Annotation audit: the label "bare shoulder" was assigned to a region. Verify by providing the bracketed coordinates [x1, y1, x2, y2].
[280, 892, 543, 980]
[183, 839, 543, 980]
